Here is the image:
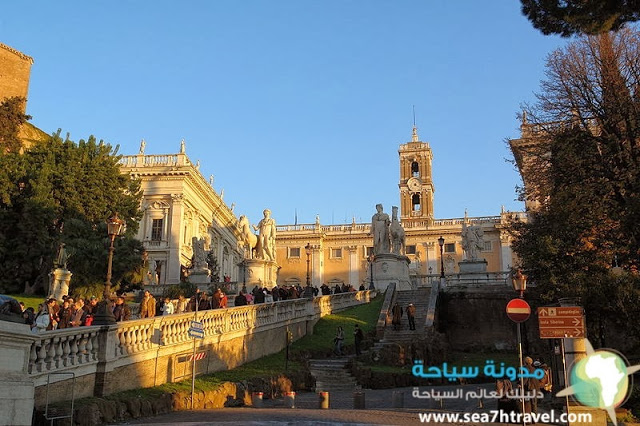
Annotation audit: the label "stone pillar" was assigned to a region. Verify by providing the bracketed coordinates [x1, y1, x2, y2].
[312, 244, 323, 287]
[347, 246, 358, 287]
[0, 321, 35, 426]
[49, 268, 72, 301]
[499, 232, 512, 272]
[167, 194, 184, 284]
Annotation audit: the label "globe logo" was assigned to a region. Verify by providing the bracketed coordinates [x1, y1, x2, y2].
[557, 340, 640, 425]
[569, 350, 628, 408]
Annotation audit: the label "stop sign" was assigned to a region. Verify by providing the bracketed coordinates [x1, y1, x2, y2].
[506, 298, 531, 323]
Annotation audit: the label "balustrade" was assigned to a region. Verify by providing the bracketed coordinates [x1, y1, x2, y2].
[27, 327, 100, 374]
[20, 291, 374, 379]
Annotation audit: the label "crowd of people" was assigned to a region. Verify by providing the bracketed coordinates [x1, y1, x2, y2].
[15, 281, 369, 333]
[23, 295, 104, 332]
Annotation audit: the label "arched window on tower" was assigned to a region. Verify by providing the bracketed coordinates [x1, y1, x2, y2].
[411, 161, 420, 177]
[412, 194, 421, 212]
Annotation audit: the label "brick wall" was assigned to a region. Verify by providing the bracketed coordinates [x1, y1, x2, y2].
[0, 43, 33, 112]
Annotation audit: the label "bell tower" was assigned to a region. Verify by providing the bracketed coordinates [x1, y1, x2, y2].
[398, 126, 434, 224]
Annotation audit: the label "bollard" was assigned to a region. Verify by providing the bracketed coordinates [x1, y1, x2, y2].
[318, 391, 330, 409]
[353, 391, 365, 409]
[284, 391, 296, 408]
[251, 392, 263, 408]
[392, 390, 404, 408]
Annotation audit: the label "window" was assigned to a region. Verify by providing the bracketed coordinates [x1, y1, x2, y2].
[288, 247, 301, 258]
[411, 161, 420, 177]
[483, 241, 492, 252]
[406, 245, 417, 255]
[444, 243, 456, 253]
[331, 248, 342, 259]
[151, 219, 163, 241]
[412, 194, 421, 211]
[365, 246, 374, 257]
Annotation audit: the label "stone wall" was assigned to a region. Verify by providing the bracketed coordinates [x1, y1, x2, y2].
[0, 43, 33, 110]
[436, 285, 544, 354]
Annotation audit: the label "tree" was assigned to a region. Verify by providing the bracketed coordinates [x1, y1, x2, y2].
[0, 130, 145, 294]
[0, 97, 30, 154]
[510, 29, 640, 346]
[521, 0, 640, 37]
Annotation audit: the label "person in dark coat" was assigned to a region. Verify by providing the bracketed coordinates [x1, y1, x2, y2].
[113, 296, 131, 321]
[234, 292, 248, 306]
[392, 303, 403, 330]
[354, 324, 364, 355]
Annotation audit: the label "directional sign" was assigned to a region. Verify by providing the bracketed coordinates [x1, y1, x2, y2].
[189, 328, 205, 339]
[538, 306, 585, 339]
[189, 321, 205, 339]
[506, 298, 531, 323]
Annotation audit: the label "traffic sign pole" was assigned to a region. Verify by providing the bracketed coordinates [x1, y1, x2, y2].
[191, 293, 199, 410]
[506, 297, 531, 423]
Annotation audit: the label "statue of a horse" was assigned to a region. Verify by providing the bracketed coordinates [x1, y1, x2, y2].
[390, 206, 405, 255]
[238, 215, 259, 259]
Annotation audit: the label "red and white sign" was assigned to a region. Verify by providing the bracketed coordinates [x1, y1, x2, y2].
[537, 306, 585, 339]
[506, 298, 531, 323]
[187, 352, 207, 362]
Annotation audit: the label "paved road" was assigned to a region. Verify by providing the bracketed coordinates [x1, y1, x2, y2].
[115, 384, 558, 425]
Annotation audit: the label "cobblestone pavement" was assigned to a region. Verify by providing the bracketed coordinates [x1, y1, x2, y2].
[117, 384, 561, 425]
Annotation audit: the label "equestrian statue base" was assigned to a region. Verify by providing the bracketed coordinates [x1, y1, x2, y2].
[372, 253, 412, 291]
[241, 258, 278, 290]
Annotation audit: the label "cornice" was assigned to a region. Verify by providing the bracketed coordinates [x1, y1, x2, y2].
[0, 42, 34, 64]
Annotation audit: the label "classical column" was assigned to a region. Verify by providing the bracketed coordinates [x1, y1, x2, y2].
[167, 194, 184, 284]
[311, 244, 323, 286]
[499, 232, 512, 271]
[347, 245, 358, 287]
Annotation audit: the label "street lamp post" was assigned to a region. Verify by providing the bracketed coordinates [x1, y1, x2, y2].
[305, 243, 311, 287]
[368, 252, 375, 290]
[511, 269, 528, 420]
[438, 236, 445, 279]
[304, 243, 314, 298]
[93, 212, 126, 325]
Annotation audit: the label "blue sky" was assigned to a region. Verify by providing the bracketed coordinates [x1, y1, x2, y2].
[1, 1, 566, 226]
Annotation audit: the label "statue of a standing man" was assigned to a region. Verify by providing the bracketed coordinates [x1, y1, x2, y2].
[372, 204, 390, 254]
[253, 209, 276, 262]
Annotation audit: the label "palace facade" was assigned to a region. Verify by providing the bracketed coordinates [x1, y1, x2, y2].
[275, 128, 521, 289]
[119, 144, 242, 285]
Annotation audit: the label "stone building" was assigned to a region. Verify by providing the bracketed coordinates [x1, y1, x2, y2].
[0, 42, 48, 149]
[119, 143, 242, 285]
[0, 42, 32, 110]
[275, 127, 520, 289]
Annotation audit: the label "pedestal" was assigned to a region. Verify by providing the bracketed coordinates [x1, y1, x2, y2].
[242, 259, 278, 290]
[48, 268, 72, 301]
[458, 259, 488, 274]
[372, 253, 411, 291]
[188, 269, 211, 284]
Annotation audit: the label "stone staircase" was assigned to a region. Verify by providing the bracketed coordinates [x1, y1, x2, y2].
[379, 287, 431, 344]
[309, 358, 359, 392]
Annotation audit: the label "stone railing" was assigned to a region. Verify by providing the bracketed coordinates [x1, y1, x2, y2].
[28, 327, 101, 374]
[376, 283, 395, 338]
[0, 290, 376, 409]
[119, 154, 184, 168]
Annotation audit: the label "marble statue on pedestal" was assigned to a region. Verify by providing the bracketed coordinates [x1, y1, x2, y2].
[461, 223, 484, 261]
[390, 206, 405, 255]
[191, 237, 208, 270]
[371, 204, 390, 255]
[253, 209, 276, 262]
[54, 243, 71, 270]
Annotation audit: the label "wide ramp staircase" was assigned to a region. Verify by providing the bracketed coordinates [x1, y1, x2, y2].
[379, 287, 431, 344]
[309, 358, 359, 392]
